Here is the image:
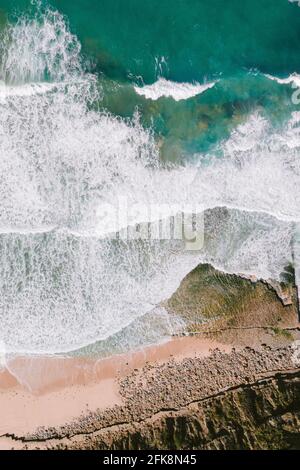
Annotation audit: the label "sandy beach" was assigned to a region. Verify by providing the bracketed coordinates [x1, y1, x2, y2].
[0, 336, 231, 442]
[0, 335, 299, 450]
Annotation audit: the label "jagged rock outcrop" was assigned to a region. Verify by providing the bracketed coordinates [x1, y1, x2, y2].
[66, 371, 300, 450]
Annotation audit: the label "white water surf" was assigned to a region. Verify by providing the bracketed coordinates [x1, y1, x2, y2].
[0, 7, 299, 354]
[134, 77, 216, 101]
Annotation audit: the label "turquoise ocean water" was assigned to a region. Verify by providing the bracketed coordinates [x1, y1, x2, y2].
[0, 0, 299, 356]
[1, 0, 300, 154]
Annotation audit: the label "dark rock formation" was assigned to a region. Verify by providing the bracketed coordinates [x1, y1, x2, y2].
[71, 371, 300, 450]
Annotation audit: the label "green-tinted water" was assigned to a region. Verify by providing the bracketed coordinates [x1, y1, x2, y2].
[1, 0, 300, 155]
[3, 0, 300, 81]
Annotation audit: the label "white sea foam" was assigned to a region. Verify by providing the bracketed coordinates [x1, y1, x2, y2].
[0, 82, 66, 104]
[0, 7, 299, 354]
[0, 8, 82, 85]
[0, 81, 84, 101]
[134, 77, 216, 101]
[265, 72, 300, 88]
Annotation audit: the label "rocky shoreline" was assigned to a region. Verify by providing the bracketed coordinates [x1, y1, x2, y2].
[1, 345, 299, 450]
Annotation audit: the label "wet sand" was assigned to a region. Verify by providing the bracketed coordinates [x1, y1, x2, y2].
[0, 336, 230, 440]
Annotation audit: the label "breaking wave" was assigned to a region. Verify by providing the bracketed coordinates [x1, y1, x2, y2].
[134, 77, 216, 101]
[265, 72, 300, 88]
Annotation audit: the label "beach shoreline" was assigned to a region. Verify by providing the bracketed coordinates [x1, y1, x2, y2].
[0, 335, 231, 441]
[0, 262, 299, 450]
[0, 336, 299, 450]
